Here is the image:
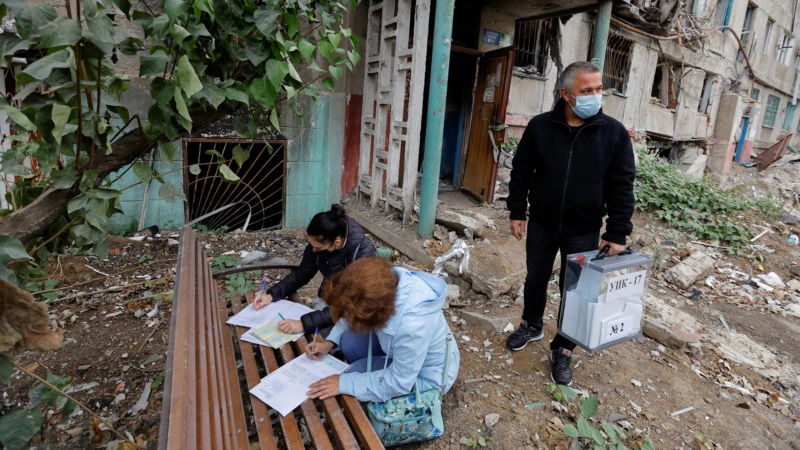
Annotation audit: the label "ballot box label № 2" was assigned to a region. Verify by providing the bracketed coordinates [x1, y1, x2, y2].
[602, 316, 632, 344]
[604, 270, 647, 303]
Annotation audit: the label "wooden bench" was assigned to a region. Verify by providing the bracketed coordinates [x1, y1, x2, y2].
[158, 227, 384, 449]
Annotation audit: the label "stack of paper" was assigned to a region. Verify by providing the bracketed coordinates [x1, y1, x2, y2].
[250, 354, 349, 416]
[242, 321, 300, 348]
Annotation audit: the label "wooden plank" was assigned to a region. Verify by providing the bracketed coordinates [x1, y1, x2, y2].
[194, 242, 217, 450]
[295, 338, 360, 449]
[259, 343, 305, 449]
[164, 228, 198, 450]
[205, 259, 248, 449]
[340, 396, 385, 450]
[402, 0, 432, 222]
[231, 295, 279, 450]
[278, 345, 334, 450]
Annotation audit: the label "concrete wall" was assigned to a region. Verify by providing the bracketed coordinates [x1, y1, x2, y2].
[479, 7, 516, 53]
[281, 94, 346, 228]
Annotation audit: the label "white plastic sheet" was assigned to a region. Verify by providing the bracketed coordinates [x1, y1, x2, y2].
[432, 239, 471, 277]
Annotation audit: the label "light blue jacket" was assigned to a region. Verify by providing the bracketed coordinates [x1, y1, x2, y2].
[328, 267, 461, 403]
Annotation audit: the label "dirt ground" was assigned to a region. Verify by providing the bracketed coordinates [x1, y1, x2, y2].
[5, 184, 800, 449]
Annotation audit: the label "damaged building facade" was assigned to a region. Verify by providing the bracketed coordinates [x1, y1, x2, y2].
[5, 0, 796, 236]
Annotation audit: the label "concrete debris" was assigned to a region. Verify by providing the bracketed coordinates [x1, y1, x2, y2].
[459, 237, 526, 300]
[787, 279, 800, 292]
[435, 208, 495, 238]
[434, 225, 449, 242]
[167, 239, 179, 246]
[642, 318, 699, 348]
[446, 284, 460, 301]
[683, 154, 708, 180]
[631, 379, 642, 387]
[665, 252, 716, 289]
[778, 214, 799, 225]
[461, 311, 518, 333]
[484, 413, 500, 428]
[608, 413, 629, 423]
[503, 323, 515, 333]
[630, 400, 642, 413]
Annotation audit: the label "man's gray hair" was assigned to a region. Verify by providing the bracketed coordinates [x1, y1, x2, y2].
[559, 61, 601, 91]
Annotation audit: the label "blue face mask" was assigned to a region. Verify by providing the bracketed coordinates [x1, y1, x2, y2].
[568, 93, 602, 119]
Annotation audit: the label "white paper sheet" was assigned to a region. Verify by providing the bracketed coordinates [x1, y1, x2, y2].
[227, 300, 314, 328]
[250, 354, 349, 416]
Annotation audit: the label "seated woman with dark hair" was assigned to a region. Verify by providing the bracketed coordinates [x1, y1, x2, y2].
[304, 257, 460, 403]
[252, 204, 377, 334]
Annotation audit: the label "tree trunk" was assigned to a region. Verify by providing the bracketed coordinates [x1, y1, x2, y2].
[0, 110, 229, 245]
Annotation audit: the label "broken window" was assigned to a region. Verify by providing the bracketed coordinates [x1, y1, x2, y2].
[751, 88, 760, 100]
[184, 139, 286, 231]
[782, 103, 796, 130]
[513, 18, 551, 76]
[777, 33, 794, 65]
[763, 95, 780, 128]
[737, 4, 756, 61]
[698, 74, 717, 114]
[650, 57, 680, 109]
[603, 31, 634, 95]
[714, 0, 733, 26]
[763, 19, 774, 54]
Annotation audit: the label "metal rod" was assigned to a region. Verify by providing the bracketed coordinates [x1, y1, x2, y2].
[195, 141, 221, 221]
[418, 0, 455, 237]
[138, 149, 156, 229]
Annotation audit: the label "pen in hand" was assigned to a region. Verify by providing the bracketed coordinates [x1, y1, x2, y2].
[278, 313, 286, 321]
[312, 327, 318, 355]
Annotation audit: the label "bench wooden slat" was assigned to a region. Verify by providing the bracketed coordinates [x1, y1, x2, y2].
[295, 338, 361, 449]
[194, 242, 217, 450]
[215, 300, 250, 449]
[259, 345, 306, 449]
[165, 229, 198, 449]
[278, 345, 334, 450]
[230, 295, 280, 449]
[339, 395, 384, 450]
[207, 259, 249, 449]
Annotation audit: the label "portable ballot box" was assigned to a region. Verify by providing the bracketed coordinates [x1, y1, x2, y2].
[557, 249, 653, 353]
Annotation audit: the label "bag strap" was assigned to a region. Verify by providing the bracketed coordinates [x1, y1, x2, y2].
[440, 333, 452, 394]
[367, 333, 373, 372]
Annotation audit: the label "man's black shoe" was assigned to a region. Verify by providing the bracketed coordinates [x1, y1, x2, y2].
[505, 321, 544, 351]
[551, 348, 573, 386]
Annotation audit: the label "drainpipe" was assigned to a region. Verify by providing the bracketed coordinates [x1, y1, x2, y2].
[590, 0, 613, 71]
[418, 0, 455, 238]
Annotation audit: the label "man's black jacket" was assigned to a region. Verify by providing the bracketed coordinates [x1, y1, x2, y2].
[507, 98, 635, 245]
[267, 217, 377, 332]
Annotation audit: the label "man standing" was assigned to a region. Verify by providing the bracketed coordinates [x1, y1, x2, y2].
[505, 61, 636, 386]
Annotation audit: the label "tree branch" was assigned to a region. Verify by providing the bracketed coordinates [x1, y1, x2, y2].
[0, 108, 232, 244]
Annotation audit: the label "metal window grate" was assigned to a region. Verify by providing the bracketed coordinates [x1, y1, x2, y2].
[764, 95, 780, 127]
[783, 103, 796, 130]
[603, 31, 634, 95]
[513, 18, 551, 76]
[751, 88, 760, 100]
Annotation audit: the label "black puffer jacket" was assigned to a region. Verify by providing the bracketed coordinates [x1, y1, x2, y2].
[507, 98, 636, 244]
[267, 217, 377, 333]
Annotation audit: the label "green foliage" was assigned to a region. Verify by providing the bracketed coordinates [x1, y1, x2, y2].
[0, 368, 76, 450]
[463, 436, 486, 448]
[194, 224, 230, 235]
[556, 392, 656, 450]
[138, 254, 154, 264]
[501, 136, 519, 154]
[0, 0, 362, 287]
[634, 148, 775, 248]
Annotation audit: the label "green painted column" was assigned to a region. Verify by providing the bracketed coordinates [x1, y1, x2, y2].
[590, 0, 613, 71]
[418, 0, 455, 238]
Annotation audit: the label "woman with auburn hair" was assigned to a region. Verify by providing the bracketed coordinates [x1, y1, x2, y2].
[305, 257, 460, 403]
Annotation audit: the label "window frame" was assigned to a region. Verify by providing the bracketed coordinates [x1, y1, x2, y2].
[763, 94, 780, 128]
[763, 19, 775, 54]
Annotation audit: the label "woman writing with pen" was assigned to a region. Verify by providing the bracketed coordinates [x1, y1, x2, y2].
[251, 204, 378, 335]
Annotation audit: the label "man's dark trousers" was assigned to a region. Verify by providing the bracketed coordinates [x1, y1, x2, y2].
[523, 220, 599, 351]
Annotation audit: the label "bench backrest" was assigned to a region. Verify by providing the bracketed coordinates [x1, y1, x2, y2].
[158, 227, 250, 449]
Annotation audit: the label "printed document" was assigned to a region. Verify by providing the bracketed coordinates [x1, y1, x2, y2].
[250, 354, 349, 416]
[227, 300, 314, 328]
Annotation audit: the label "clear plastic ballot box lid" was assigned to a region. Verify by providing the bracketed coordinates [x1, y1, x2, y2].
[557, 248, 653, 353]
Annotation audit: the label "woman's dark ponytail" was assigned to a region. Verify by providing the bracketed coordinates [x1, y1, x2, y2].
[307, 204, 348, 243]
